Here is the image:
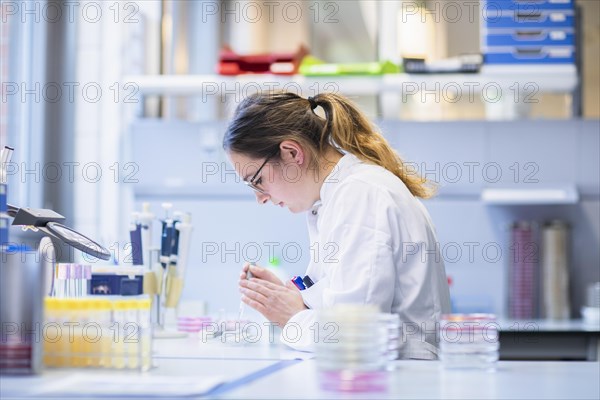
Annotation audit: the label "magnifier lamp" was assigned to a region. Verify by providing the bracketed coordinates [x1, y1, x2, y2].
[6, 204, 111, 260]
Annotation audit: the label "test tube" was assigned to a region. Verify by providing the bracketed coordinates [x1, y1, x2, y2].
[139, 297, 152, 371]
[113, 299, 127, 369]
[67, 299, 78, 367]
[87, 299, 101, 367]
[69, 264, 78, 297]
[74, 265, 83, 297]
[56, 264, 68, 298]
[99, 299, 112, 368]
[73, 299, 86, 367]
[84, 265, 92, 296]
[56, 299, 69, 366]
[125, 300, 139, 369]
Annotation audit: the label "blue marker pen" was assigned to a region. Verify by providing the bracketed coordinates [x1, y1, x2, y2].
[291, 276, 306, 290]
[302, 275, 314, 289]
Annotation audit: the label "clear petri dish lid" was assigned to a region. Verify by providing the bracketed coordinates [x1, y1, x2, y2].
[318, 304, 381, 323]
[316, 357, 386, 371]
[440, 313, 497, 322]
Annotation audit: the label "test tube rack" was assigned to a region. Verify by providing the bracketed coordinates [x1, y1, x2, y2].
[43, 296, 153, 371]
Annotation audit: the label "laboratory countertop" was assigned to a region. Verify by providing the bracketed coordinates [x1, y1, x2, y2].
[152, 334, 311, 360]
[220, 360, 600, 400]
[1, 335, 599, 399]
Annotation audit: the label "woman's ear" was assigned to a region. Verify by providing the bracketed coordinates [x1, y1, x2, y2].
[279, 140, 304, 165]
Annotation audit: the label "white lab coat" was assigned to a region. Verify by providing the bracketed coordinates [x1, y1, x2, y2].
[280, 153, 451, 359]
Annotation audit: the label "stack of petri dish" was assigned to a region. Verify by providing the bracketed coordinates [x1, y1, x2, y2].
[582, 282, 600, 328]
[316, 304, 389, 393]
[177, 317, 213, 333]
[439, 313, 499, 371]
[379, 313, 401, 369]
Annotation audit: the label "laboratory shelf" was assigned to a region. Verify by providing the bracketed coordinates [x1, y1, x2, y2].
[124, 65, 578, 96]
[481, 185, 579, 205]
[133, 184, 251, 199]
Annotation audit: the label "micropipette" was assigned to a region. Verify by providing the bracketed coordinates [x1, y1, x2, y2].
[174, 212, 193, 278]
[129, 212, 143, 266]
[238, 262, 255, 321]
[138, 202, 154, 270]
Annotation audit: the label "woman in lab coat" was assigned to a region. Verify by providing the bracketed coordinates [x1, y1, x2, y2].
[224, 91, 451, 359]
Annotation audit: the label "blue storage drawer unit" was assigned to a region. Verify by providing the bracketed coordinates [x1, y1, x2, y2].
[483, 0, 574, 11]
[481, 0, 576, 64]
[484, 28, 574, 46]
[483, 10, 574, 29]
[484, 46, 575, 64]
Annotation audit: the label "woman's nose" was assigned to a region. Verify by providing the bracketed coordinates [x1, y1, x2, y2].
[255, 192, 270, 204]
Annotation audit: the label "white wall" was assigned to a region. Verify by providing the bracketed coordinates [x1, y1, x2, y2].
[129, 119, 600, 317]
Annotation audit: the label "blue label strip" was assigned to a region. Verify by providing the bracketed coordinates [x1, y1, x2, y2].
[203, 358, 303, 397]
[0, 183, 6, 213]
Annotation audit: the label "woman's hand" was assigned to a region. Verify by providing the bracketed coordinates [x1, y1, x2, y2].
[239, 262, 283, 287]
[239, 278, 307, 327]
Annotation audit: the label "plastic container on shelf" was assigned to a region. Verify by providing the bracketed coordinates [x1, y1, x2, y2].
[483, 0, 575, 12]
[582, 282, 600, 328]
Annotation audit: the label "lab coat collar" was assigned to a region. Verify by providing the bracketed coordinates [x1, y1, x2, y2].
[314, 153, 362, 210]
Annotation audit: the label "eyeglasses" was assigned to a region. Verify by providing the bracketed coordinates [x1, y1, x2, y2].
[244, 149, 279, 194]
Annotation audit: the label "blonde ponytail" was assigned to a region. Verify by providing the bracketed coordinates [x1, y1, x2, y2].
[313, 93, 436, 199]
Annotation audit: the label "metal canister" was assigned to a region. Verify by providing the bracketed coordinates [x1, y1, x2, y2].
[0, 245, 45, 374]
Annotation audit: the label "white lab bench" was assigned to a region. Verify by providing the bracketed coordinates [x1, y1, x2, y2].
[220, 359, 599, 400]
[1, 334, 599, 399]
